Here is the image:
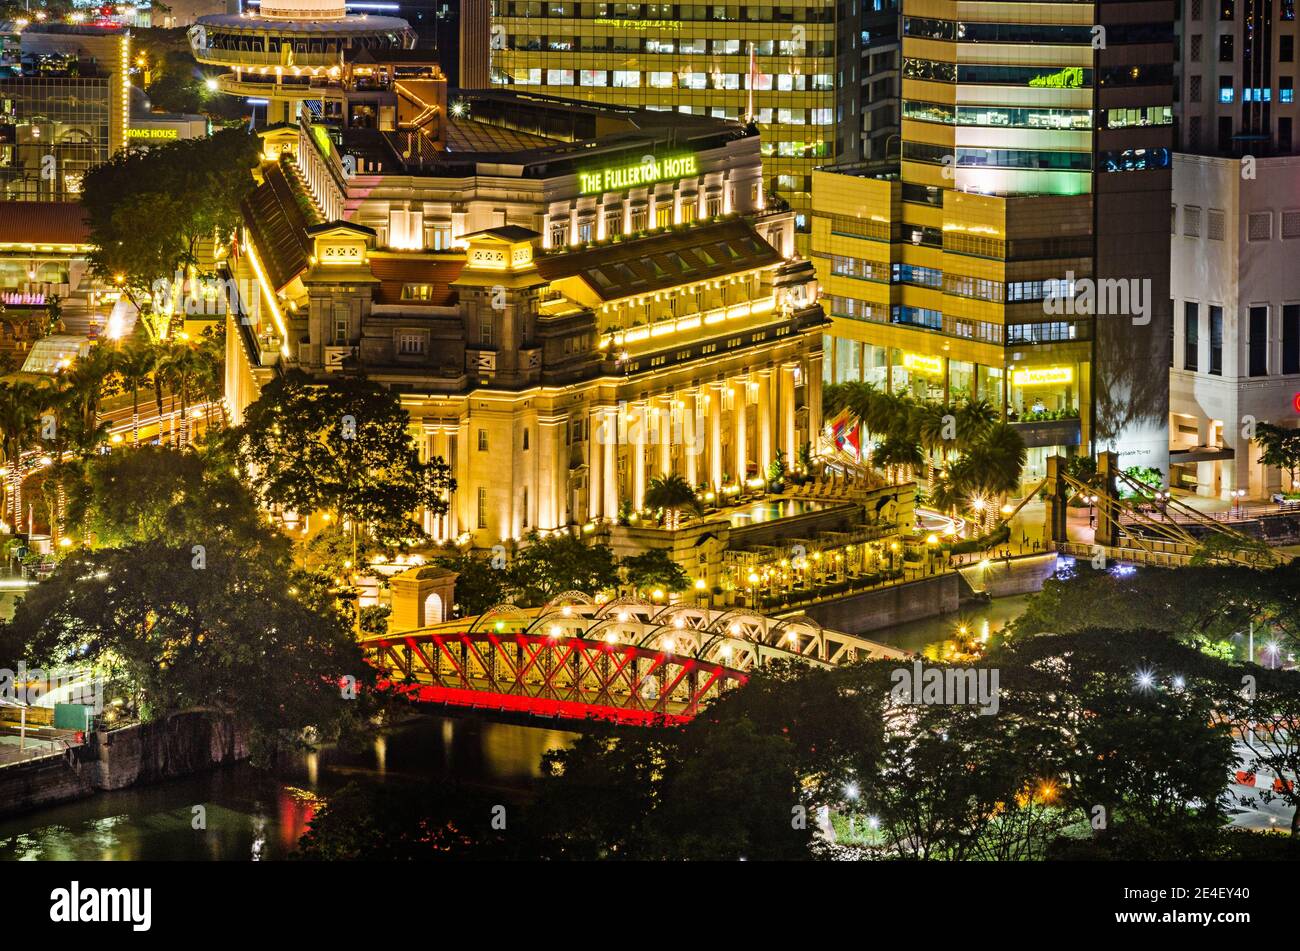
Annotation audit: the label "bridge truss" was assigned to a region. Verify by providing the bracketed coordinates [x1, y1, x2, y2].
[362, 594, 906, 726]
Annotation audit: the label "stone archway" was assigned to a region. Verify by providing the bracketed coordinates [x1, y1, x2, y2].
[422, 591, 445, 625]
[390, 566, 458, 631]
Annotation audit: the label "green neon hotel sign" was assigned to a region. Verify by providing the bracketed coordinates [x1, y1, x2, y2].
[1029, 66, 1085, 89]
[579, 154, 699, 194]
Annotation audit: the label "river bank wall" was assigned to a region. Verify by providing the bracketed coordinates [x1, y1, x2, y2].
[0, 711, 248, 820]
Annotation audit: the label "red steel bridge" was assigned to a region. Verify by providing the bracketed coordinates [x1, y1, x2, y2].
[362, 593, 908, 726]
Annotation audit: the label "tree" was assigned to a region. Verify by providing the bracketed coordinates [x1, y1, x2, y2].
[1254, 422, 1300, 491]
[1224, 665, 1300, 834]
[0, 381, 46, 529]
[431, 552, 508, 617]
[621, 548, 689, 595]
[529, 729, 672, 859]
[157, 338, 205, 446]
[232, 370, 454, 554]
[506, 532, 620, 605]
[871, 700, 1048, 860]
[64, 445, 275, 554]
[994, 627, 1239, 852]
[699, 659, 893, 805]
[114, 332, 156, 446]
[641, 716, 809, 860]
[873, 433, 925, 484]
[3, 537, 370, 757]
[57, 343, 116, 457]
[1009, 562, 1274, 656]
[642, 473, 701, 530]
[949, 421, 1026, 528]
[954, 398, 998, 450]
[82, 130, 260, 334]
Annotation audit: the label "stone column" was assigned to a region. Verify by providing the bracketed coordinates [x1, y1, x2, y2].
[683, 390, 699, 487]
[707, 383, 723, 491]
[432, 429, 449, 541]
[603, 406, 619, 519]
[780, 362, 797, 468]
[806, 354, 823, 456]
[588, 407, 604, 521]
[632, 401, 647, 510]
[657, 398, 672, 476]
[537, 418, 562, 530]
[756, 370, 773, 474]
[734, 377, 748, 486]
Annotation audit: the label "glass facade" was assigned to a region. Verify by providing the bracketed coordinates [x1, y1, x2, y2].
[0, 75, 113, 200]
[489, 0, 835, 235]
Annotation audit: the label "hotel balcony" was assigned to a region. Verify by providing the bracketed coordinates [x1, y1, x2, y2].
[599, 295, 778, 356]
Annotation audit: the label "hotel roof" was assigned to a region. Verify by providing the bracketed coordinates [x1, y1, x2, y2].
[338, 92, 756, 179]
[534, 219, 781, 303]
[0, 201, 91, 246]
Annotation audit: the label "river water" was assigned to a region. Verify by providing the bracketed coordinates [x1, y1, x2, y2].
[0, 596, 1029, 861]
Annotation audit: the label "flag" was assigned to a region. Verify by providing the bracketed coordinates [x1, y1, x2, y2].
[829, 409, 861, 459]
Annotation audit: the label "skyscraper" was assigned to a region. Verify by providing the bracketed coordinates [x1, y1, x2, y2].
[1174, 0, 1297, 155]
[1169, 2, 1300, 499]
[815, 0, 1175, 482]
[487, 1, 837, 242]
[834, 0, 899, 164]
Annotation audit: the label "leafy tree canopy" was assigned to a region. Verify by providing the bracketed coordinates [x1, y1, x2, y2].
[231, 370, 454, 548]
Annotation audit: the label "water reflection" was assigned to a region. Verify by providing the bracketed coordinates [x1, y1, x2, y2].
[866, 594, 1030, 656]
[0, 714, 578, 862]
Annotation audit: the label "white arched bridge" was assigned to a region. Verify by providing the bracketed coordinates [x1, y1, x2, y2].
[361, 594, 908, 726]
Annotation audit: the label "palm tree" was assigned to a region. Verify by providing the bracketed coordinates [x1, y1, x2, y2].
[954, 398, 998, 452]
[115, 333, 155, 446]
[643, 473, 702, 530]
[0, 382, 45, 531]
[159, 341, 202, 446]
[915, 402, 952, 482]
[950, 422, 1027, 532]
[61, 343, 118, 444]
[873, 434, 926, 485]
[193, 331, 224, 434]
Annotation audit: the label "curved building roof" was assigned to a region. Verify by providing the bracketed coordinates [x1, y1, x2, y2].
[193, 13, 411, 33]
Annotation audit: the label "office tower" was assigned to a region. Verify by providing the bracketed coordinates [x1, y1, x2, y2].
[815, 0, 1175, 484]
[834, 0, 899, 163]
[0, 24, 132, 201]
[1175, 0, 1297, 155]
[1169, 3, 1300, 499]
[488, 0, 837, 241]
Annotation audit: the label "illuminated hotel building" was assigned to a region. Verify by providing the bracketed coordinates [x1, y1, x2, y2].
[486, 1, 836, 240]
[814, 0, 1176, 482]
[214, 74, 820, 553]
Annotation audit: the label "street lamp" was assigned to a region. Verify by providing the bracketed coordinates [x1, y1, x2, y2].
[1266, 641, 1281, 669]
[1232, 621, 1256, 664]
[1084, 494, 1098, 527]
[1231, 488, 1247, 516]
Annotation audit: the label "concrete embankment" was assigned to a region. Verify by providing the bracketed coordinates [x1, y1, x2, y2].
[0, 711, 247, 820]
[801, 554, 1058, 636]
